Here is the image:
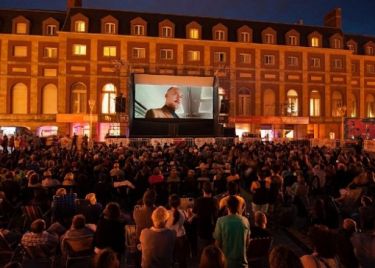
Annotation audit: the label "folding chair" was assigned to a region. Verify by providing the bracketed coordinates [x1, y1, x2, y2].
[62, 235, 94, 268]
[0, 230, 16, 266]
[124, 225, 138, 267]
[21, 244, 55, 268]
[21, 205, 50, 230]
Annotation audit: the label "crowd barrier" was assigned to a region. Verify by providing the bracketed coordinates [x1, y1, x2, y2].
[103, 136, 368, 151]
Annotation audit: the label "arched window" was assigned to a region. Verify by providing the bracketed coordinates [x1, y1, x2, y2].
[350, 93, 357, 118]
[42, 84, 57, 114]
[71, 83, 87, 114]
[287, 89, 298, 116]
[263, 89, 275, 116]
[366, 94, 375, 118]
[12, 83, 27, 114]
[101, 83, 116, 114]
[310, 90, 321, 117]
[238, 88, 251, 115]
[332, 91, 343, 117]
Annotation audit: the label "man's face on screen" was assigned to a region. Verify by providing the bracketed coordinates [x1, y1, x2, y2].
[165, 87, 183, 110]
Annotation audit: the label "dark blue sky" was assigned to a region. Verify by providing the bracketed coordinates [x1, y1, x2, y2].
[1, 0, 374, 36]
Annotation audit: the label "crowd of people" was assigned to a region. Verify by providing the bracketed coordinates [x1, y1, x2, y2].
[0, 134, 374, 268]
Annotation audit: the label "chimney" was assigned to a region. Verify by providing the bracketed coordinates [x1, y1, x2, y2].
[324, 8, 342, 28]
[67, 0, 83, 9]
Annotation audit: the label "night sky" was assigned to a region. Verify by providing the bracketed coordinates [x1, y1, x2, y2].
[0, 0, 374, 36]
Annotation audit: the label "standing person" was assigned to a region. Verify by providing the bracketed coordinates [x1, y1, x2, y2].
[214, 196, 250, 268]
[2, 134, 8, 153]
[269, 246, 302, 268]
[94, 202, 125, 257]
[133, 189, 157, 241]
[166, 194, 188, 268]
[199, 245, 227, 268]
[300, 225, 343, 268]
[145, 87, 183, 119]
[250, 167, 271, 214]
[193, 182, 219, 255]
[140, 206, 176, 268]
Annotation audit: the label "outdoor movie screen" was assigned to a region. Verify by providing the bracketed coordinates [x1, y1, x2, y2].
[134, 74, 214, 119]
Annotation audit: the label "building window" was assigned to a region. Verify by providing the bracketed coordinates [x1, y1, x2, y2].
[238, 89, 251, 115]
[42, 84, 57, 114]
[189, 28, 199, 39]
[367, 46, 374, 56]
[333, 59, 343, 69]
[16, 22, 27, 34]
[46, 25, 57, 36]
[367, 64, 375, 74]
[351, 63, 357, 73]
[287, 56, 298, 67]
[12, 83, 27, 114]
[215, 30, 225, 41]
[72, 44, 87, 56]
[13, 46, 27, 57]
[347, 44, 355, 52]
[43, 47, 57, 58]
[71, 83, 87, 114]
[187, 50, 200, 61]
[265, 33, 274, 44]
[311, 37, 319, 47]
[288, 35, 298, 46]
[161, 26, 172, 38]
[287, 89, 298, 116]
[263, 89, 275, 116]
[333, 38, 342, 49]
[264, 55, 275, 65]
[74, 20, 86, 32]
[133, 25, 145, 36]
[367, 94, 375, 117]
[214, 52, 226, 63]
[101, 83, 116, 114]
[350, 94, 357, 118]
[310, 90, 321, 117]
[311, 57, 321, 68]
[160, 49, 173, 60]
[104, 23, 116, 34]
[239, 53, 251, 64]
[103, 46, 117, 57]
[132, 47, 146, 59]
[331, 91, 343, 117]
[240, 32, 250, 43]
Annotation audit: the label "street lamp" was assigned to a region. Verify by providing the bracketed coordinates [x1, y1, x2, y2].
[337, 104, 347, 146]
[88, 99, 96, 148]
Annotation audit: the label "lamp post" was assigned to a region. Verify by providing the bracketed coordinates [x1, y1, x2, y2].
[337, 105, 347, 146]
[88, 99, 96, 148]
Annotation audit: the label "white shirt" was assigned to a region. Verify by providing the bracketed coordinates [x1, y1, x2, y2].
[166, 209, 186, 237]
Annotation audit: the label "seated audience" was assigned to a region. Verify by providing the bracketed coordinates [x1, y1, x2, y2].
[60, 214, 95, 256]
[21, 219, 59, 256]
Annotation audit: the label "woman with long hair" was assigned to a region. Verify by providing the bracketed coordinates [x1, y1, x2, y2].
[166, 194, 188, 268]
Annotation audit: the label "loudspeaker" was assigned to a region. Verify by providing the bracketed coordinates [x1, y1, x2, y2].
[223, 127, 236, 137]
[115, 96, 126, 113]
[220, 99, 229, 114]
